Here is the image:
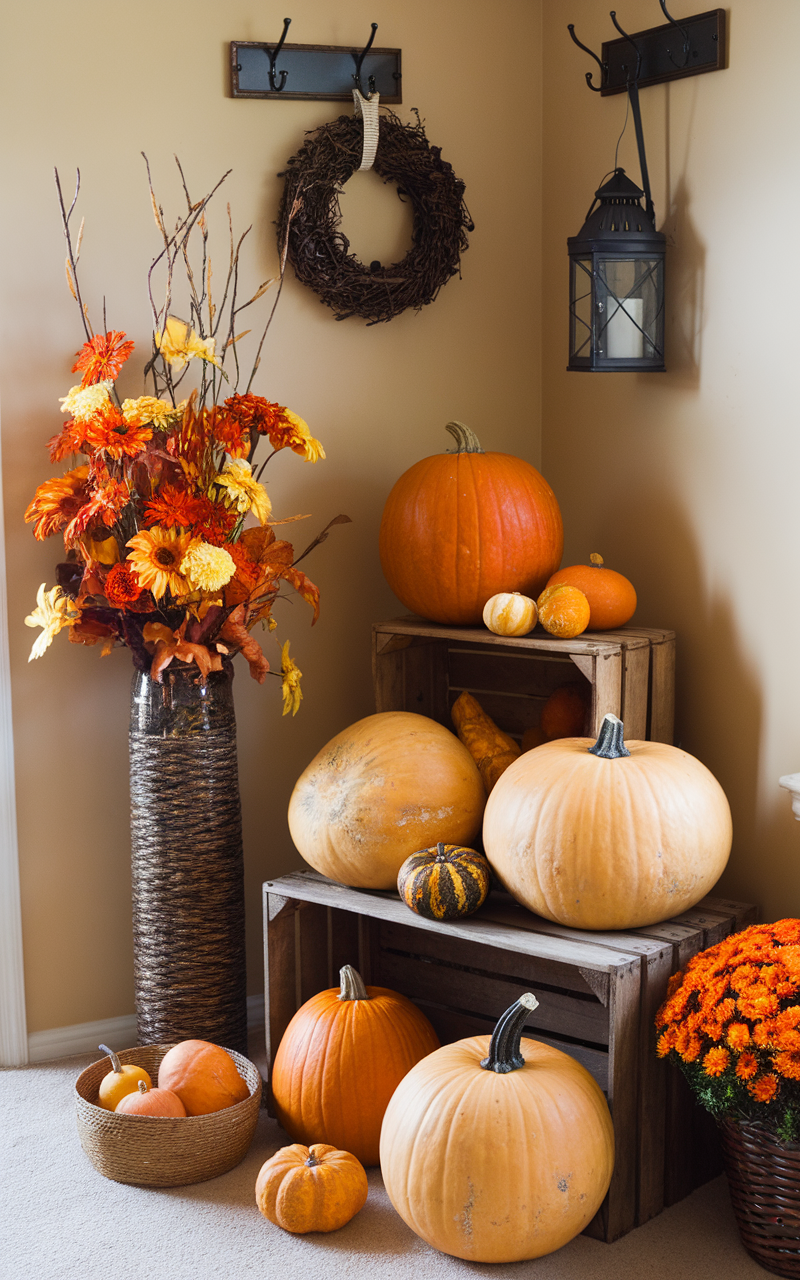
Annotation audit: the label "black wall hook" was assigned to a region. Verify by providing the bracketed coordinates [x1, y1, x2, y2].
[353, 23, 378, 96]
[609, 10, 642, 82]
[567, 24, 607, 92]
[658, 0, 691, 69]
[264, 16, 291, 91]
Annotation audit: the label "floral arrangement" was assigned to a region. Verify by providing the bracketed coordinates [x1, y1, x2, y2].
[24, 160, 346, 714]
[656, 920, 800, 1141]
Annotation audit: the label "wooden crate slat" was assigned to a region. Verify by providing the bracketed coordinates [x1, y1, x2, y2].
[448, 648, 589, 699]
[262, 890, 298, 1115]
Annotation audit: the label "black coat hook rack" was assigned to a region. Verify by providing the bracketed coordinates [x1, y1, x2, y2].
[231, 19, 402, 102]
[568, 5, 726, 96]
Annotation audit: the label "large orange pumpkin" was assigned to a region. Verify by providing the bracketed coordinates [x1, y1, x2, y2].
[379, 993, 614, 1262]
[483, 714, 732, 930]
[271, 965, 440, 1166]
[288, 711, 485, 889]
[379, 422, 563, 624]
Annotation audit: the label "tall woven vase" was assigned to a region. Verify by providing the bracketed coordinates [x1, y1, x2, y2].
[719, 1118, 800, 1277]
[129, 661, 248, 1056]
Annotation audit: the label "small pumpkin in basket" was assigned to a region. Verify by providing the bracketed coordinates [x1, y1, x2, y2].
[256, 1143, 368, 1234]
[97, 1043, 152, 1111]
[398, 843, 490, 921]
[270, 965, 439, 1166]
[115, 1080, 187, 1117]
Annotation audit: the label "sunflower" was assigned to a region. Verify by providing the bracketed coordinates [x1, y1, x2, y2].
[24, 466, 90, 540]
[126, 527, 192, 599]
[214, 459, 271, 524]
[72, 331, 135, 386]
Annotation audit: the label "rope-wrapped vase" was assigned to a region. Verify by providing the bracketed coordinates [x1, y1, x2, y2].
[129, 661, 247, 1055]
[719, 1118, 800, 1277]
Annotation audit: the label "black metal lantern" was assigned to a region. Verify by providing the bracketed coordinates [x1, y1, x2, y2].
[568, 167, 666, 372]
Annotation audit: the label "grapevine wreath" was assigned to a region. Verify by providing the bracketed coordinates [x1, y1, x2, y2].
[276, 108, 474, 325]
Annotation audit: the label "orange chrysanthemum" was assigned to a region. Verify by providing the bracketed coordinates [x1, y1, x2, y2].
[702, 1047, 730, 1078]
[748, 1075, 779, 1103]
[726, 1023, 752, 1050]
[656, 1028, 678, 1058]
[192, 497, 238, 546]
[738, 986, 780, 1021]
[774, 1051, 800, 1081]
[48, 419, 89, 463]
[735, 1050, 759, 1080]
[143, 484, 205, 531]
[24, 466, 90, 540]
[84, 402, 153, 460]
[63, 479, 130, 543]
[72, 331, 135, 387]
[103, 562, 143, 607]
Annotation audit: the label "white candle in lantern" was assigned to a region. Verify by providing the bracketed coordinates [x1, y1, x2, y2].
[606, 298, 644, 360]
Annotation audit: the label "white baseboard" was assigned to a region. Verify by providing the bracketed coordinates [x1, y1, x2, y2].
[27, 995, 265, 1064]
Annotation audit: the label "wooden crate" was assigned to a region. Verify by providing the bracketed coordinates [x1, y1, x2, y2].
[373, 615, 676, 743]
[262, 870, 755, 1243]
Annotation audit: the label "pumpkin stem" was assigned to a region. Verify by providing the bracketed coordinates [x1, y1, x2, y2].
[137, 1079, 149, 1094]
[480, 993, 540, 1073]
[435, 842, 447, 861]
[590, 553, 604, 568]
[339, 965, 370, 1002]
[99, 1043, 123, 1074]
[588, 713, 631, 759]
[305, 1151, 320, 1167]
[444, 421, 484, 454]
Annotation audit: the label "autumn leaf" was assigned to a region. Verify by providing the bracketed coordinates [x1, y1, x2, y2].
[220, 604, 270, 683]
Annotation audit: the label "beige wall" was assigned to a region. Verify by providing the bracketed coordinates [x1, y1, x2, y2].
[1, 1, 543, 1031]
[542, 2, 800, 920]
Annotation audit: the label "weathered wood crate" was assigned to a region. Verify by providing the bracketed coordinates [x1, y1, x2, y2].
[372, 615, 676, 744]
[262, 870, 756, 1243]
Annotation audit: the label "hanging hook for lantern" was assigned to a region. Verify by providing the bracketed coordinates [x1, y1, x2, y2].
[658, 0, 691, 69]
[567, 24, 608, 92]
[353, 22, 378, 97]
[609, 11, 642, 82]
[606, 12, 654, 226]
[264, 17, 292, 92]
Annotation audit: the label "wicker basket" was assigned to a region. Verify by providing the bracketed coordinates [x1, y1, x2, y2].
[75, 1044, 262, 1187]
[720, 1118, 800, 1278]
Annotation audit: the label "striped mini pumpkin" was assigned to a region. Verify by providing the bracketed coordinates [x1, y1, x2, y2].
[397, 843, 491, 921]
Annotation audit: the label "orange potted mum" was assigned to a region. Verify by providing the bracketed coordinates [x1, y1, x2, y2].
[656, 920, 800, 1276]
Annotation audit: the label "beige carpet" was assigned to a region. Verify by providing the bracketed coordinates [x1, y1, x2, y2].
[1, 1039, 768, 1280]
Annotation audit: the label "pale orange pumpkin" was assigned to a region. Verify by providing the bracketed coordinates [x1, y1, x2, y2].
[379, 994, 614, 1263]
[271, 965, 440, 1166]
[114, 1079, 187, 1117]
[255, 1143, 368, 1234]
[288, 711, 485, 889]
[157, 1040, 250, 1116]
[96, 1044, 152, 1111]
[379, 422, 563, 625]
[482, 591, 538, 637]
[483, 714, 733, 930]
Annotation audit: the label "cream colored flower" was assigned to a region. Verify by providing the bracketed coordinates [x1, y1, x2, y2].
[180, 541, 236, 593]
[214, 459, 271, 524]
[24, 583, 79, 661]
[155, 316, 220, 370]
[59, 382, 112, 422]
[280, 640, 303, 716]
[122, 396, 183, 429]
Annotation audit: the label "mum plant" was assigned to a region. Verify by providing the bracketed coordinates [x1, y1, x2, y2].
[656, 919, 800, 1141]
[24, 159, 345, 714]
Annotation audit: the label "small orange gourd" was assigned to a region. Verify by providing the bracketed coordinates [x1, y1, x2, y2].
[157, 1040, 249, 1116]
[255, 1143, 368, 1234]
[270, 965, 440, 1166]
[536, 583, 590, 638]
[114, 1079, 187, 1117]
[545, 554, 636, 630]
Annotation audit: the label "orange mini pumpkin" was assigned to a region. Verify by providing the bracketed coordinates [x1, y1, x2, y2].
[256, 1143, 368, 1234]
[271, 965, 440, 1166]
[545, 554, 636, 630]
[157, 1040, 250, 1116]
[114, 1080, 187, 1117]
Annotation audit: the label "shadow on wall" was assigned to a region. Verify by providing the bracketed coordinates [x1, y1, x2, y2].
[660, 79, 706, 392]
[624, 486, 762, 910]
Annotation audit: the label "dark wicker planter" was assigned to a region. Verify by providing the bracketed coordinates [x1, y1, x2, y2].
[720, 1118, 800, 1277]
[129, 661, 248, 1055]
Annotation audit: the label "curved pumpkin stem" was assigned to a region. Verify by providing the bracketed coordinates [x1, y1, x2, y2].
[99, 1043, 123, 1074]
[338, 965, 370, 1001]
[480, 993, 539, 1073]
[588, 713, 631, 759]
[137, 1079, 149, 1094]
[444, 421, 484, 454]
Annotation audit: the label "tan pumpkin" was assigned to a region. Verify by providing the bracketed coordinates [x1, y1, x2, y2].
[157, 1040, 250, 1115]
[482, 591, 537, 637]
[255, 1143, 368, 1234]
[379, 993, 614, 1262]
[114, 1079, 187, 1117]
[271, 965, 440, 1166]
[288, 711, 485, 889]
[483, 713, 733, 930]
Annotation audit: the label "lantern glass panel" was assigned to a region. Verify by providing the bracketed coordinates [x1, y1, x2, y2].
[596, 256, 663, 363]
[569, 257, 593, 362]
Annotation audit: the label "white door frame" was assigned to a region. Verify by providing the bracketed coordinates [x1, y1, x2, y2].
[0, 416, 29, 1067]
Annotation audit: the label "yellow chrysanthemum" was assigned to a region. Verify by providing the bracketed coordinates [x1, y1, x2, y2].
[122, 396, 183, 429]
[126, 527, 192, 599]
[284, 410, 326, 462]
[214, 459, 271, 524]
[155, 316, 220, 371]
[59, 382, 112, 422]
[180, 541, 236, 593]
[24, 583, 79, 661]
[281, 641, 302, 716]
